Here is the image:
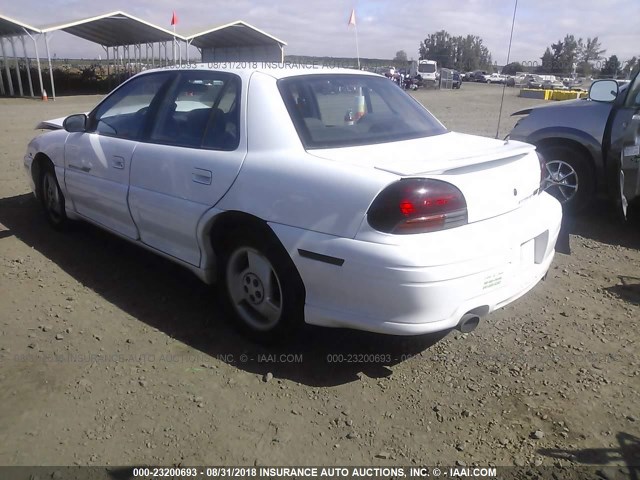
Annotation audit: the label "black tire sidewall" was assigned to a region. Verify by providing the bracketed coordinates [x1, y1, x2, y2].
[39, 164, 68, 230]
[217, 228, 305, 343]
[538, 144, 594, 214]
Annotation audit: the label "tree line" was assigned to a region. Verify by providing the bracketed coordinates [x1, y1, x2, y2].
[415, 30, 637, 78]
[417, 30, 493, 72]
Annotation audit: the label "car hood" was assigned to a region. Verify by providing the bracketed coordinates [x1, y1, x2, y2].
[36, 116, 67, 130]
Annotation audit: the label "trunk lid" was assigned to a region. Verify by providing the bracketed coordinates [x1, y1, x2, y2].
[309, 132, 542, 223]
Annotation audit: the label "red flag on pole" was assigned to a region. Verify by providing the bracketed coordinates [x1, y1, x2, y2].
[348, 9, 356, 26]
[171, 11, 178, 26]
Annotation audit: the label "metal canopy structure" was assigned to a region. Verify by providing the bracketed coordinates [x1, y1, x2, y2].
[0, 14, 43, 98]
[39, 11, 177, 47]
[188, 21, 286, 49]
[37, 11, 187, 99]
[0, 11, 288, 99]
[0, 14, 40, 37]
[187, 21, 287, 63]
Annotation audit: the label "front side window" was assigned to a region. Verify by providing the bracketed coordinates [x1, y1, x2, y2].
[279, 74, 447, 149]
[90, 72, 173, 140]
[149, 71, 240, 150]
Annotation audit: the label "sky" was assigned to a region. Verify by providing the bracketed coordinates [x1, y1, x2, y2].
[1, 0, 638, 65]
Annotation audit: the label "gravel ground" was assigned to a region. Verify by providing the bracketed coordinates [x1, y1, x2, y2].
[0, 81, 639, 473]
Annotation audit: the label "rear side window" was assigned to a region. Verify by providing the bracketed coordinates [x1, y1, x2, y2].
[278, 74, 446, 149]
[149, 71, 240, 151]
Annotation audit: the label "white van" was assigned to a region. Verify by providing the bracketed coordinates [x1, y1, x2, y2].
[418, 60, 438, 87]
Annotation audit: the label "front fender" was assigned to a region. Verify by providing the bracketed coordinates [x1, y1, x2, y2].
[27, 130, 69, 170]
[25, 130, 69, 198]
[513, 125, 605, 187]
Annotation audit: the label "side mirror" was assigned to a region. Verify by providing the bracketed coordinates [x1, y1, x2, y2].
[589, 80, 618, 102]
[63, 114, 88, 133]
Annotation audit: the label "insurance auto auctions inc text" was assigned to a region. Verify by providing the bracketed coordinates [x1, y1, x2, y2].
[213, 466, 498, 478]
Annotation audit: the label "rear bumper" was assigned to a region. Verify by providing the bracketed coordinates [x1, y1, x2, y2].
[271, 192, 562, 335]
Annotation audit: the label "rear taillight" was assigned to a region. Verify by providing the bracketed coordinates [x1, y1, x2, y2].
[367, 178, 468, 234]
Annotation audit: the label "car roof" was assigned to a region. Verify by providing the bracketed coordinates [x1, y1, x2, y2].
[137, 63, 377, 81]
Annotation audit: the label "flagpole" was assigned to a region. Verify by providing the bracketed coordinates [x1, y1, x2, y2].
[348, 9, 360, 69]
[173, 23, 176, 65]
[354, 21, 360, 69]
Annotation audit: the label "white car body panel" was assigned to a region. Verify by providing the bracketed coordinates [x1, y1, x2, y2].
[129, 142, 247, 266]
[218, 71, 396, 238]
[24, 65, 563, 336]
[272, 192, 560, 334]
[64, 133, 139, 239]
[310, 133, 541, 224]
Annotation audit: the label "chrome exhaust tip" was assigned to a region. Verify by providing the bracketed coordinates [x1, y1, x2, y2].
[457, 313, 481, 333]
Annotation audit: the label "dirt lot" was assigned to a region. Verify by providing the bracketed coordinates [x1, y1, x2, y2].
[0, 82, 639, 473]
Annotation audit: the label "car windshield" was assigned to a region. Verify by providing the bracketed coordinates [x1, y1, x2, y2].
[419, 64, 436, 74]
[278, 74, 446, 149]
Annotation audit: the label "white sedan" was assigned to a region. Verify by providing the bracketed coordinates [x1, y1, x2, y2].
[24, 65, 562, 342]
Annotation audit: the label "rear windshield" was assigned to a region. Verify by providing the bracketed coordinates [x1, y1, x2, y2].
[278, 74, 447, 149]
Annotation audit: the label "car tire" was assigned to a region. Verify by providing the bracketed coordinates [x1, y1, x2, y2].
[538, 144, 594, 213]
[39, 163, 68, 230]
[217, 227, 305, 343]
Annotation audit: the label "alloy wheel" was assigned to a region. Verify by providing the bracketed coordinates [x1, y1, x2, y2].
[226, 246, 283, 331]
[542, 159, 579, 203]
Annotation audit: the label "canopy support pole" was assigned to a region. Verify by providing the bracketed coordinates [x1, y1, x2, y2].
[102, 45, 109, 91]
[102, 45, 109, 77]
[0, 51, 5, 95]
[124, 45, 128, 77]
[8, 37, 24, 96]
[1, 38, 15, 96]
[20, 35, 34, 97]
[23, 29, 43, 98]
[43, 32, 56, 100]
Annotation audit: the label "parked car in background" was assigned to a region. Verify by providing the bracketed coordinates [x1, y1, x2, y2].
[524, 75, 544, 89]
[470, 70, 489, 82]
[25, 65, 562, 342]
[452, 71, 462, 89]
[487, 73, 506, 84]
[509, 70, 640, 215]
[540, 77, 567, 90]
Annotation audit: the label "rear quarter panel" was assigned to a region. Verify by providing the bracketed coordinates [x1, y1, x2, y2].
[217, 71, 397, 239]
[218, 73, 398, 238]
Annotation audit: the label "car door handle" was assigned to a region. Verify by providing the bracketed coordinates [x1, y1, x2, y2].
[68, 163, 91, 172]
[192, 168, 213, 185]
[632, 114, 640, 122]
[111, 156, 125, 169]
